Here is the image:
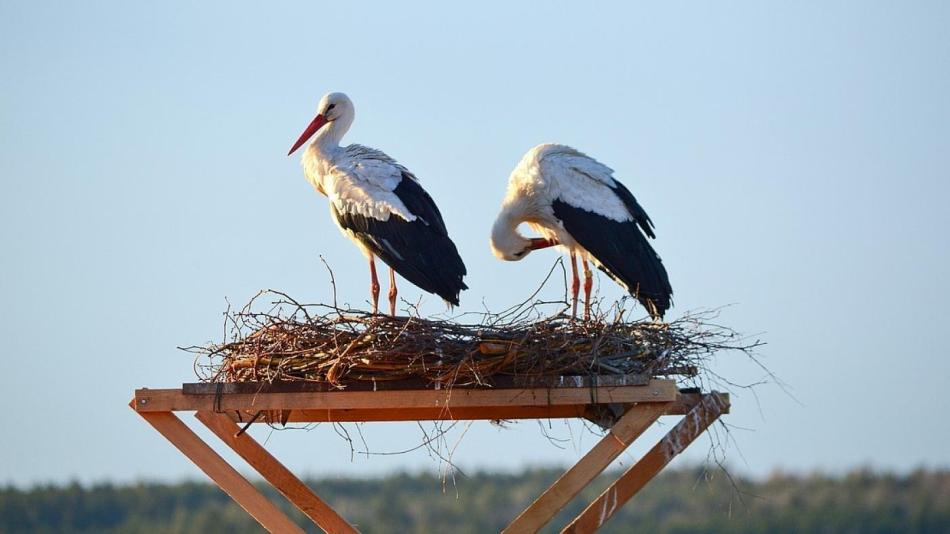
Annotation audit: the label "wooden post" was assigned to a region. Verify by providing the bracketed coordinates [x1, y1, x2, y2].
[502, 402, 670, 534]
[196, 411, 359, 534]
[133, 408, 305, 534]
[561, 393, 729, 533]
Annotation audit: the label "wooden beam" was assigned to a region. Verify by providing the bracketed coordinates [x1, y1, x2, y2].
[133, 408, 304, 534]
[502, 402, 670, 534]
[195, 411, 358, 534]
[561, 393, 729, 533]
[222, 393, 729, 425]
[133, 380, 678, 413]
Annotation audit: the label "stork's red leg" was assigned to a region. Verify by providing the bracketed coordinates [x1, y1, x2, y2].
[388, 267, 397, 317]
[570, 252, 580, 319]
[582, 258, 593, 321]
[369, 256, 380, 315]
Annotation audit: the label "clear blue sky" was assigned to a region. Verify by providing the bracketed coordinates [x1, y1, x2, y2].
[1, 1, 948, 486]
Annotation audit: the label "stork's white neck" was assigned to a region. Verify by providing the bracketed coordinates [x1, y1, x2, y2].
[310, 108, 355, 155]
[301, 115, 353, 195]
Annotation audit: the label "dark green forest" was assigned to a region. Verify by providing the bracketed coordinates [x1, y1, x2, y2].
[2, 467, 948, 533]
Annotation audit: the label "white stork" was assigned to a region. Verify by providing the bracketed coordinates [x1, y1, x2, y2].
[287, 92, 467, 315]
[490, 144, 672, 320]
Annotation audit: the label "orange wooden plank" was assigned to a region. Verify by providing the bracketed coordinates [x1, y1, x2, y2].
[134, 409, 304, 534]
[133, 380, 678, 413]
[502, 402, 671, 534]
[225, 393, 728, 424]
[196, 411, 358, 534]
[561, 393, 729, 533]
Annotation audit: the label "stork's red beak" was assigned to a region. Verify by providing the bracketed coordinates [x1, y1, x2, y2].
[287, 114, 328, 155]
[528, 238, 558, 250]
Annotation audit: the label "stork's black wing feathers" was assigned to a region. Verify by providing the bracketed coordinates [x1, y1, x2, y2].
[552, 199, 672, 318]
[392, 171, 449, 235]
[609, 180, 656, 239]
[332, 174, 467, 306]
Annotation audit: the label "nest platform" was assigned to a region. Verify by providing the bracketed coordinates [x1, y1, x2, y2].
[131, 375, 729, 533]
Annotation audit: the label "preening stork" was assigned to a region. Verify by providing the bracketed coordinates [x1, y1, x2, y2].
[288, 92, 468, 315]
[490, 144, 672, 320]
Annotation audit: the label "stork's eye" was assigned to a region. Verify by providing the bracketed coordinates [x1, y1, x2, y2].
[326, 104, 336, 112]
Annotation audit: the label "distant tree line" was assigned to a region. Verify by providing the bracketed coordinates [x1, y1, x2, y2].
[1, 466, 947, 533]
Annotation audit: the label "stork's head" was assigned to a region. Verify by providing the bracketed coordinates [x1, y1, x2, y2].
[490, 210, 557, 262]
[490, 223, 533, 261]
[287, 92, 355, 155]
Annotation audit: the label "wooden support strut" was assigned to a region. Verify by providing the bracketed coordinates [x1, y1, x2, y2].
[561, 393, 729, 533]
[195, 411, 358, 534]
[503, 401, 671, 534]
[132, 406, 305, 534]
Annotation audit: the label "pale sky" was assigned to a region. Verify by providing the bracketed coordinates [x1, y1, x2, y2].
[1, 1, 948, 486]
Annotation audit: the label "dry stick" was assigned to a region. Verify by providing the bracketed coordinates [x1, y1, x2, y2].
[319, 255, 339, 311]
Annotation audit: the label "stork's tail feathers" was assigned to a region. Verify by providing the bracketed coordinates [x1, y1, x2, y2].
[596, 261, 672, 320]
[624, 236, 672, 320]
[441, 279, 469, 308]
[429, 248, 468, 307]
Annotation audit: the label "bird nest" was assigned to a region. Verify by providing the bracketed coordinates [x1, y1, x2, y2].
[187, 289, 760, 389]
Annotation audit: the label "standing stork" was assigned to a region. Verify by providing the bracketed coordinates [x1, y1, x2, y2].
[490, 144, 672, 320]
[288, 92, 467, 315]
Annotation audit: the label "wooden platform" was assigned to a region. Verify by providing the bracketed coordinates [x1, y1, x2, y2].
[131, 377, 728, 533]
